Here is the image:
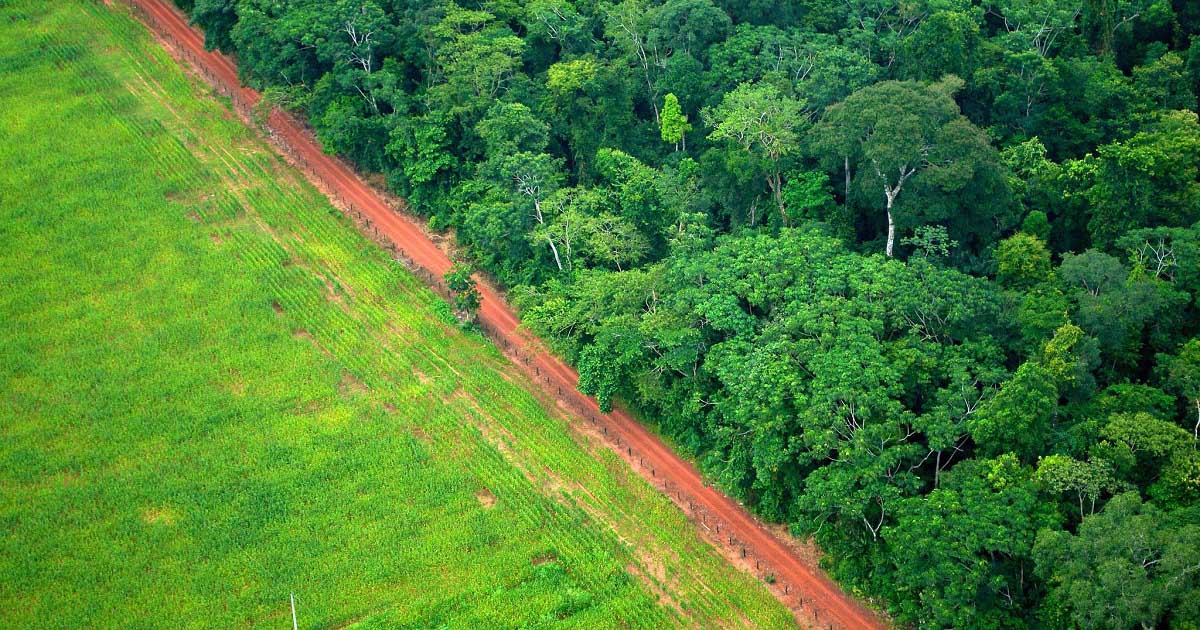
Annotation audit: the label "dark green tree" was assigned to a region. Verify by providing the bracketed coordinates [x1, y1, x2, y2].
[1161, 339, 1200, 442]
[811, 78, 1008, 258]
[885, 455, 1059, 627]
[1035, 492, 1200, 629]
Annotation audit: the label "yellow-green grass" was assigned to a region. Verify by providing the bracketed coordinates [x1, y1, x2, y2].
[0, 1, 794, 627]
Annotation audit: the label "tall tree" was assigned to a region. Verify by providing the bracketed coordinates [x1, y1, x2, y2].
[897, 10, 983, 82]
[1059, 250, 1187, 371]
[523, 0, 590, 58]
[968, 323, 1093, 460]
[426, 5, 526, 125]
[811, 78, 1004, 257]
[543, 57, 637, 179]
[191, 0, 238, 51]
[1081, 0, 1157, 55]
[604, 0, 666, 122]
[660, 93, 692, 151]
[703, 82, 807, 226]
[706, 25, 877, 114]
[646, 0, 731, 59]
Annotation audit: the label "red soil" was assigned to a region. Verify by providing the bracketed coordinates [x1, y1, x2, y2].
[121, 1, 888, 627]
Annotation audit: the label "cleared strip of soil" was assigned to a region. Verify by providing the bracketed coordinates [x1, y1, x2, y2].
[119, 2, 887, 627]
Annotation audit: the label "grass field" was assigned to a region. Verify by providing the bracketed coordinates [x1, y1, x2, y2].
[0, 1, 795, 627]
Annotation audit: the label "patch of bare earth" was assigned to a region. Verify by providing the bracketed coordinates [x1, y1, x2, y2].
[476, 488, 497, 509]
[764, 523, 823, 569]
[141, 506, 178, 526]
[412, 369, 431, 385]
[340, 371, 369, 395]
[410, 426, 432, 443]
[165, 190, 191, 204]
[625, 562, 688, 621]
[531, 553, 557, 566]
[292, 328, 334, 359]
[226, 370, 246, 396]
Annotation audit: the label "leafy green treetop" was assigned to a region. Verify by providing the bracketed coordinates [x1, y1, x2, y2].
[885, 454, 1060, 627]
[1021, 210, 1052, 241]
[660, 93, 692, 151]
[996, 232, 1053, 289]
[444, 263, 481, 322]
[811, 77, 999, 257]
[1034, 492, 1200, 629]
[704, 82, 807, 226]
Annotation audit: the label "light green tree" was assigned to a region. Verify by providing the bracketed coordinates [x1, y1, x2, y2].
[996, 232, 1053, 289]
[444, 263, 481, 321]
[660, 93, 692, 151]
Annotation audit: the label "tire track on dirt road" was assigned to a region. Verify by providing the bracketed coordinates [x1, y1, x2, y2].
[119, 1, 887, 626]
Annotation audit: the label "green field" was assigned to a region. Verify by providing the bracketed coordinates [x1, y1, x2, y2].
[0, 2, 794, 627]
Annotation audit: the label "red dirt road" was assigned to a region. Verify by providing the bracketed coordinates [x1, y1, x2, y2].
[122, 1, 887, 627]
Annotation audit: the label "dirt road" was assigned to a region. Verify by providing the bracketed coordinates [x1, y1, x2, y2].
[121, 1, 887, 627]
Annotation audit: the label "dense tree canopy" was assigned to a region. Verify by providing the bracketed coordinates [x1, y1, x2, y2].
[179, 0, 1200, 624]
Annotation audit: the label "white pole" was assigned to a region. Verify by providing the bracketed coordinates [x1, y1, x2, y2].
[290, 592, 298, 630]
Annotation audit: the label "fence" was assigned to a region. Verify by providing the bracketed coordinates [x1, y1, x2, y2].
[472, 313, 838, 627]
